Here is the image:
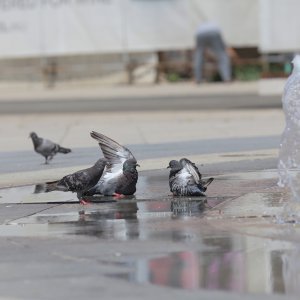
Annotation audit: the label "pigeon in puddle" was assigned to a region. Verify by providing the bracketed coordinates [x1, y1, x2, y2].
[29, 132, 71, 164]
[45, 158, 107, 203]
[168, 158, 214, 196]
[86, 131, 139, 198]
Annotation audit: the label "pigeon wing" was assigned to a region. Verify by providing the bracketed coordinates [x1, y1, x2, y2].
[172, 167, 206, 196]
[184, 163, 200, 184]
[37, 138, 57, 155]
[90, 131, 136, 174]
[180, 159, 200, 184]
[55, 171, 89, 192]
[180, 158, 202, 180]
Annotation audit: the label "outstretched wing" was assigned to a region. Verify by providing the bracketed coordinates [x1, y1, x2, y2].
[90, 131, 136, 174]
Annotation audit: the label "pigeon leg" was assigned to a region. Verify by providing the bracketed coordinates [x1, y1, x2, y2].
[80, 199, 90, 205]
[44, 157, 49, 164]
[113, 193, 125, 200]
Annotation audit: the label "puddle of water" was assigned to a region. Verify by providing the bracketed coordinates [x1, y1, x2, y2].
[0, 176, 169, 204]
[0, 170, 277, 205]
[113, 234, 300, 296]
[0, 181, 300, 296]
[0, 198, 209, 238]
[0, 184, 75, 204]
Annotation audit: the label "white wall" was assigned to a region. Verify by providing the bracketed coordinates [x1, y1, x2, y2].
[259, 0, 300, 53]
[0, 0, 260, 59]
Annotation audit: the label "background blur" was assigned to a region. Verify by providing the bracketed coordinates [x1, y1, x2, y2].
[0, 0, 298, 88]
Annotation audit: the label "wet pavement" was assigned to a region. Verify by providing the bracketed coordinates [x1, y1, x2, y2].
[117, 234, 299, 295]
[0, 168, 299, 299]
[0, 82, 295, 299]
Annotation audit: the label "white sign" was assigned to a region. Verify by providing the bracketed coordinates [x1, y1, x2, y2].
[0, 0, 259, 58]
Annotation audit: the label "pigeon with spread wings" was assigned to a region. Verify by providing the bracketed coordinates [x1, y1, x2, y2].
[168, 158, 214, 196]
[87, 131, 139, 197]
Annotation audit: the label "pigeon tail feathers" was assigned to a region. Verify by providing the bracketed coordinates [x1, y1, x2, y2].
[57, 146, 71, 154]
[45, 180, 60, 192]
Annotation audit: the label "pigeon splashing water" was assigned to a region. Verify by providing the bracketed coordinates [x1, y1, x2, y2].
[168, 158, 214, 196]
[29, 132, 71, 164]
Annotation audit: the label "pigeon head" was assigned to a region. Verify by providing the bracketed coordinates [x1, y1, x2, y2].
[123, 159, 139, 173]
[167, 160, 181, 169]
[29, 132, 38, 140]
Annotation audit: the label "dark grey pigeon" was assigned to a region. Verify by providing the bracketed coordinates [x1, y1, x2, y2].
[168, 158, 214, 196]
[45, 158, 107, 201]
[86, 131, 139, 197]
[29, 132, 71, 164]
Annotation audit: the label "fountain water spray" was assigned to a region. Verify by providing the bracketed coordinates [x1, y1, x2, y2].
[278, 55, 300, 221]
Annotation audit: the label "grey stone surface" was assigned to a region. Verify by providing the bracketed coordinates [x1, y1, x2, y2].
[1, 82, 297, 299]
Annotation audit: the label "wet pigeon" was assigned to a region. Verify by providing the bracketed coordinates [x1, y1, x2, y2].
[86, 131, 139, 197]
[168, 158, 214, 196]
[29, 132, 71, 164]
[45, 158, 107, 200]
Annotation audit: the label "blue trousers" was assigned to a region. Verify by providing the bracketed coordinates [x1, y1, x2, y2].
[194, 30, 231, 83]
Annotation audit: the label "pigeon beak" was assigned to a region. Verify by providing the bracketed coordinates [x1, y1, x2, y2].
[136, 163, 140, 167]
[167, 166, 170, 169]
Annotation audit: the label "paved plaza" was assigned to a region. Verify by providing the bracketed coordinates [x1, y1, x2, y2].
[0, 82, 298, 300]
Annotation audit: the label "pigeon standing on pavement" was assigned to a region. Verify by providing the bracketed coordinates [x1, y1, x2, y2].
[45, 158, 107, 202]
[86, 131, 139, 197]
[168, 158, 214, 196]
[29, 132, 71, 164]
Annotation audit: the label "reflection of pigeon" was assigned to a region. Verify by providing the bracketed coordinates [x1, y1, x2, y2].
[33, 184, 46, 194]
[168, 158, 214, 196]
[87, 131, 139, 197]
[29, 132, 71, 164]
[45, 158, 107, 200]
[171, 198, 205, 217]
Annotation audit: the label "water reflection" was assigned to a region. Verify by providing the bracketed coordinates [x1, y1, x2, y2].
[281, 246, 300, 294]
[36, 202, 140, 239]
[72, 202, 140, 239]
[65, 199, 206, 238]
[33, 184, 46, 194]
[124, 235, 300, 295]
[1, 185, 300, 295]
[171, 198, 205, 218]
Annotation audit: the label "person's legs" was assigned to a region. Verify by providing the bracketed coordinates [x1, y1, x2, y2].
[194, 35, 205, 83]
[210, 32, 231, 81]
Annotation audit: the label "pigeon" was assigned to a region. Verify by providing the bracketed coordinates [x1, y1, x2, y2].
[45, 158, 107, 201]
[29, 132, 71, 164]
[86, 131, 139, 197]
[168, 158, 214, 196]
